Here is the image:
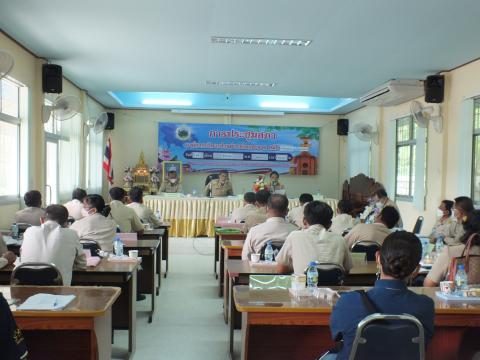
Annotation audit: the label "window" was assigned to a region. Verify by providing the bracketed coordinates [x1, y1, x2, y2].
[86, 129, 103, 193]
[0, 78, 21, 199]
[472, 99, 480, 203]
[395, 116, 417, 200]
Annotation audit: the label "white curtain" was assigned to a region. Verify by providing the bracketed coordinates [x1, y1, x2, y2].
[458, 98, 474, 195]
[413, 126, 427, 211]
[88, 129, 103, 194]
[59, 113, 81, 200]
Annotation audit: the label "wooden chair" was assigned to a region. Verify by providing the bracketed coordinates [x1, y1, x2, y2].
[342, 173, 384, 217]
[11, 262, 63, 286]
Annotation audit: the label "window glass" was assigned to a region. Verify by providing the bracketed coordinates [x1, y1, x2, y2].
[0, 120, 19, 196]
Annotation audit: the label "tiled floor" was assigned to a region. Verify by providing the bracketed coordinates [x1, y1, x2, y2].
[112, 237, 239, 360]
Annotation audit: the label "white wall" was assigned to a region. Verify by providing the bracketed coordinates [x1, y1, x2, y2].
[109, 110, 342, 198]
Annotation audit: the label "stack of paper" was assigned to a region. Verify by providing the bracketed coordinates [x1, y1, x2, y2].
[17, 293, 76, 311]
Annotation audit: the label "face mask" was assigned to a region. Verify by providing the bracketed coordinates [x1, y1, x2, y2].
[375, 202, 383, 209]
[436, 209, 444, 218]
[169, 179, 177, 184]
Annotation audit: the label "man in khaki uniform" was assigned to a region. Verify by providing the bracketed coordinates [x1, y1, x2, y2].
[128, 186, 161, 228]
[372, 189, 403, 228]
[241, 194, 297, 260]
[109, 187, 144, 234]
[287, 193, 313, 228]
[159, 166, 182, 193]
[204, 170, 233, 197]
[435, 196, 473, 245]
[230, 192, 256, 223]
[14, 190, 45, 226]
[242, 190, 270, 233]
[344, 206, 400, 248]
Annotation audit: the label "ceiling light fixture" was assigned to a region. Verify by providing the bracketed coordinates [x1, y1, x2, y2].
[206, 80, 276, 87]
[142, 99, 192, 106]
[259, 101, 309, 110]
[211, 36, 312, 47]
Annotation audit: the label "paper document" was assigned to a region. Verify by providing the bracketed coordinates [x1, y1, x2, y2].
[17, 293, 76, 311]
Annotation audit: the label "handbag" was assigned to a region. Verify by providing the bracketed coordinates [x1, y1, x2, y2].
[448, 233, 480, 284]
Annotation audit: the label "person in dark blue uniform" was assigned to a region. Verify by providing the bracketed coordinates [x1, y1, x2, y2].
[326, 231, 435, 360]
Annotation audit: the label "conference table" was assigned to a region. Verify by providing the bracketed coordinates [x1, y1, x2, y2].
[4, 285, 120, 360]
[144, 195, 337, 237]
[234, 278, 480, 360]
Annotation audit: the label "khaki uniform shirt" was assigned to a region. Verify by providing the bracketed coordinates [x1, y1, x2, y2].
[64, 199, 84, 220]
[14, 207, 46, 226]
[436, 220, 464, 246]
[204, 179, 233, 197]
[344, 223, 391, 248]
[0, 234, 7, 269]
[127, 202, 161, 228]
[109, 200, 144, 233]
[330, 214, 355, 235]
[160, 180, 182, 193]
[20, 221, 86, 286]
[241, 217, 297, 260]
[230, 203, 256, 223]
[276, 225, 353, 274]
[266, 182, 286, 195]
[287, 204, 306, 228]
[70, 213, 117, 252]
[242, 206, 268, 233]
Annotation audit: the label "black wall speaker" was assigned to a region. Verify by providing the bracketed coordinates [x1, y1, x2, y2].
[42, 64, 63, 93]
[424, 75, 444, 103]
[337, 118, 349, 136]
[105, 112, 114, 130]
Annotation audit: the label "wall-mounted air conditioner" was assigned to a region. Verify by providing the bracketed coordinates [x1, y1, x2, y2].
[360, 79, 424, 106]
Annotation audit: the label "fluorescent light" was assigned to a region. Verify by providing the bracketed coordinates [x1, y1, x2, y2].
[259, 101, 309, 110]
[211, 36, 312, 47]
[206, 80, 276, 87]
[142, 99, 192, 106]
[172, 109, 284, 116]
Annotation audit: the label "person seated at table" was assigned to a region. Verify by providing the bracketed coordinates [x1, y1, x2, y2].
[159, 166, 182, 193]
[344, 206, 400, 248]
[204, 170, 233, 197]
[287, 193, 313, 228]
[276, 201, 352, 274]
[127, 186, 161, 228]
[424, 209, 480, 287]
[429, 199, 454, 242]
[371, 188, 403, 228]
[230, 192, 256, 223]
[14, 190, 45, 226]
[265, 171, 286, 195]
[435, 196, 474, 246]
[241, 194, 297, 260]
[326, 231, 434, 360]
[242, 190, 271, 233]
[330, 199, 355, 235]
[0, 233, 16, 269]
[64, 187, 87, 221]
[70, 194, 116, 252]
[109, 187, 144, 235]
[0, 291, 28, 359]
[19, 204, 86, 286]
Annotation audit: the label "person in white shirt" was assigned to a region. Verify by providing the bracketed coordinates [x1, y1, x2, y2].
[242, 190, 271, 233]
[276, 201, 353, 274]
[19, 205, 86, 286]
[241, 194, 297, 260]
[230, 192, 256, 223]
[287, 193, 313, 228]
[63, 188, 87, 221]
[0, 233, 16, 269]
[70, 194, 117, 252]
[345, 206, 400, 248]
[371, 189, 403, 228]
[14, 190, 45, 226]
[127, 186, 161, 228]
[109, 187, 144, 234]
[330, 199, 355, 235]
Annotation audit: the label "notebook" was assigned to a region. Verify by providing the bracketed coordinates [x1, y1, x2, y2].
[17, 293, 76, 311]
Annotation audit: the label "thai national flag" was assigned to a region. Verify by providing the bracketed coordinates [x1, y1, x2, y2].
[103, 137, 114, 185]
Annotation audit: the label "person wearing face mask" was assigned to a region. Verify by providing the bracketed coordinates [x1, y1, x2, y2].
[159, 166, 182, 193]
[70, 194, 116, 252]
[204, 170, 233, 197]
[435, 196, 474, 246]
[429, 200, 454, 242]
[266, 171, 286, 195]
[371, 188, 403, 228]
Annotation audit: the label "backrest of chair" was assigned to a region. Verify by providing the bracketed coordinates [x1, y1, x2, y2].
[315, 263, 345, 286]
[259, 242, 283, 261]
[205, 174, 219, 186]
[412, 216, 424, 234]
[11, 262, 63, 286]
[349, 313, 425, 360]
[16, 223, 31, 236]
[351, 241, 381, 261]
[80, 239, 101, 257]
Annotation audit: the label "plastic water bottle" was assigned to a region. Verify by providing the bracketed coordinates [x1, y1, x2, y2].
[155, 210, 161, 221]
[455, 264, 468, 292]
[11, 223, 19, 239]
[306, 261, 319, 290]
[435, 235, 445, 253]
[264, 241, 274, 262]
[114, 235, 124, 257]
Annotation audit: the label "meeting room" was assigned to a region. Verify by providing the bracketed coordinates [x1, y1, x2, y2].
[1, 1, 480, 359]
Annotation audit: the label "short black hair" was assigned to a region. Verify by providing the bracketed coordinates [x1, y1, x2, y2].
[84, 194, 108, 215]
[243, 192, 256, 204]
[267, 194, 289, 216]
[461, 209, 480, 246]
[454, 196, 474, 214]
[379, 206, 400, 229]
[219, 170, 228, 175]
[337, 199, 353, 215]
[24, 190, 42, 207]
[270, 171, 279, 178]
[299, 193, 314, 205]
[129, 186, 143, 203]
[442, 200, 454, 216]
[255, 190, 271, 206]
[380, 231, 422, 280]
[72, 188, 87, 202]
[374, 188, 388, 198]
[45, 204, 69, 226]
[303, 201, 333, 228]
[109, 187, 126, 201]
